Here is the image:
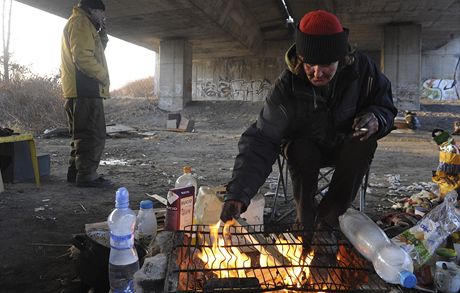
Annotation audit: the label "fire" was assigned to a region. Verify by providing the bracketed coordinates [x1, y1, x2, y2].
[260, 234, 314, 288]
[196, 220, 251, 278]
[197, 220, 317, 289]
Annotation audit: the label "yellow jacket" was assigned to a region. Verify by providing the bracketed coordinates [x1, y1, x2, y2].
[60, 7, 110, 98]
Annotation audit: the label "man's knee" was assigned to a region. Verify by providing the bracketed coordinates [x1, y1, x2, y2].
[342, 138, 377, 161]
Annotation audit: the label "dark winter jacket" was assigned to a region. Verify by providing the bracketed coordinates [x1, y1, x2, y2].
[225, 45, 397, 210]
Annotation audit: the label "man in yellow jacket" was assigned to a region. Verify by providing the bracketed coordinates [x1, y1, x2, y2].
[61, 0, 113, 188]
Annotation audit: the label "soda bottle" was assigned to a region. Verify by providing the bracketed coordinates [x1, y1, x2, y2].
[135, 199, 157, 248]
[108, 187, 139, 293]
[339, 208, 416, 288]
[175, 165, 197, 197]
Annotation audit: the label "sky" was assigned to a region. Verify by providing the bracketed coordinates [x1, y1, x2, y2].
[3, 1, 156, 90]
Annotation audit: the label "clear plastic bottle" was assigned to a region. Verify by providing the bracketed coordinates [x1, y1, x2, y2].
[339, 208, 416, 288]
[135, 199, 157, 247]
[108, 187, 139, 293]
[175, 166, 197, 197]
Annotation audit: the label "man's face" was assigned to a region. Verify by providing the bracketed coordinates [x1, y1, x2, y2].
[302, 60, 339, 87]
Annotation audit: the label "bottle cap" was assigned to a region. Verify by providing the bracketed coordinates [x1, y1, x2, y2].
[140, 199, 153, 209]
[115, 187, 129, 208]
[183, 166, 192, 174]
[399, 270, 416, 288]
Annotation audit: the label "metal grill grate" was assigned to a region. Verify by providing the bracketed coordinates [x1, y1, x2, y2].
[165, 223, 391, 292]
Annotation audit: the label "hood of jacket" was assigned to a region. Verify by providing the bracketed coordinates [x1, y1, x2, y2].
[284, 44, 303, 76]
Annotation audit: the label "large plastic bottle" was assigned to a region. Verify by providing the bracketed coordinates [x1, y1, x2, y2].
[135, 199, 157, 247]
[339, 208, 416, 288]
[175, 166, 198, 197]
[108, 187, 139, 293]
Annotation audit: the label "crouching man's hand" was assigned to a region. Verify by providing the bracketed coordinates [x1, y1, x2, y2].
[352, 112, 379, 141]
[220, 200, 244, 223]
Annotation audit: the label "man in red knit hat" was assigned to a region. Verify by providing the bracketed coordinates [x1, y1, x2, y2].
[220, 10, 397, 250]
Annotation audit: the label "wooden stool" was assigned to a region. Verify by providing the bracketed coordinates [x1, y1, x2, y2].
[0, 134, 40, 187]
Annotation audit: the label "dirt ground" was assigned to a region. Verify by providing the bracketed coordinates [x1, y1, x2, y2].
[0, 97, 459, 293]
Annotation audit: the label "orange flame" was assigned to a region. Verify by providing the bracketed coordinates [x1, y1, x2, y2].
[259, 233, 315, 288]
[196, 220, 251, 278]
[197, 220, 320, 290]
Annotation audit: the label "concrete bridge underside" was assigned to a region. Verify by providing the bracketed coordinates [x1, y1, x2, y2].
[16, 0, 460, 111]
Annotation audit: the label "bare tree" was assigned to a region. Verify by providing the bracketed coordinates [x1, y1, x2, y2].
[2, 0, 12, 83]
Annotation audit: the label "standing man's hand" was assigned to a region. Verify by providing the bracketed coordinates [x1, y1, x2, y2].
[352, 112, 379, 141]
[220, 200, 244, 223]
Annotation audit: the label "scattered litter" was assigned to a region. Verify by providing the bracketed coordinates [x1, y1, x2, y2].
[100, 159, 129, 166]
[42, 199, 50, 202]
[106, 123, 137, 134]
[34, 207, 45, 212]
[42, 127, 70, 138]
[146, 193, 167, 205]
[385, 174, 401, 187]
[139, 131, 157, 137]
[79, 203, 87, 213]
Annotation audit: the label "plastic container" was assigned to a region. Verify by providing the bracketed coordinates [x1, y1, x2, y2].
[108, 187, 139, 293]
[135, 199, 157, 248]
[339, 208, 416, 288]
[175, 166, 198, 197]
[194, 186, 223, 225]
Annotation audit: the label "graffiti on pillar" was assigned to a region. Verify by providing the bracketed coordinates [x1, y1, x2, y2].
[422, 57, 460, 100]
[198, 78, 272, 101]
[422, 79, 459, 100]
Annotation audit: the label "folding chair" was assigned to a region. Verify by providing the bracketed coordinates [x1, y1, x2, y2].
[269, 155, 369, 224]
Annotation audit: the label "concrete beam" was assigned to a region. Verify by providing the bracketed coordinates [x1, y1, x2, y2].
[189, 0, 264, 55]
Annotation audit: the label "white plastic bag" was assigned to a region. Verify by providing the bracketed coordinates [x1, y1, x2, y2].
[392, 190, 460, 267]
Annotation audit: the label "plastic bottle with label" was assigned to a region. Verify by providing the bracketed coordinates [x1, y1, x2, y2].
[135, 199, 157, 248]
[339, 208, 416, 288]
[175, 166, 197, 197]
[107, 187, 139, 293]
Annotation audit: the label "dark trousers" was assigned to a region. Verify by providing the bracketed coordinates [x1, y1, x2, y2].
[286, 138, 377, 229]
[65, 97, 106, 182]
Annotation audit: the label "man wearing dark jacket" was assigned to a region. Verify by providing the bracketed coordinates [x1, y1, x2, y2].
[61, 0, 113, 188]
[220, 11, 397, 237]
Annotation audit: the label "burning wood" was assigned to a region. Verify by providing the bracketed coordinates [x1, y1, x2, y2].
[235, 218, 293, 267]
[170, 221, 382, 292]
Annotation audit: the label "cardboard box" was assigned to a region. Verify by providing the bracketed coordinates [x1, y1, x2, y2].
[164, 185, 195, 231]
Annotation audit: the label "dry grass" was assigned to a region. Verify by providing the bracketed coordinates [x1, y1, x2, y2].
[111, 76, 155, 99]
[0, 75, 66, 134]
[0, 73, 157, 134]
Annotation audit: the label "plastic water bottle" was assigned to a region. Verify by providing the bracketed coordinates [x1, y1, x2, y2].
[175, 166, 197, 197]
[135, 199, 157, 247]
[339, 208, 416, 288]
[108, 187, 139, 293]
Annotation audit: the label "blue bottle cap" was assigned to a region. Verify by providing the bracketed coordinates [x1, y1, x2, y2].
[140, 199, 153, 209]
[115, 187, 129, 208]
[399, 270, 417, 288]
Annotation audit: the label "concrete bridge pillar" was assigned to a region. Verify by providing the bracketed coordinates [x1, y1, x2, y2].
[158, 39, 192, 111]
[382, 23, 421, 111]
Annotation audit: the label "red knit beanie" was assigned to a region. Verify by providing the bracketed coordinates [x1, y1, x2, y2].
[299, 10, 343, 35]
[296, 10, 348, 64]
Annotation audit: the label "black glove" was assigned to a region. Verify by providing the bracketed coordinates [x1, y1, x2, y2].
[220, 200, 244, 223]
[352, 112, 379, 141]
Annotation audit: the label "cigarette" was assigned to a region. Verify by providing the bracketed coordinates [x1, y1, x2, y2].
[359, 128, 369, 132]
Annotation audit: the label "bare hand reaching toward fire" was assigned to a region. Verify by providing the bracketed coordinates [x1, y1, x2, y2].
[220, 200, 244, 222]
